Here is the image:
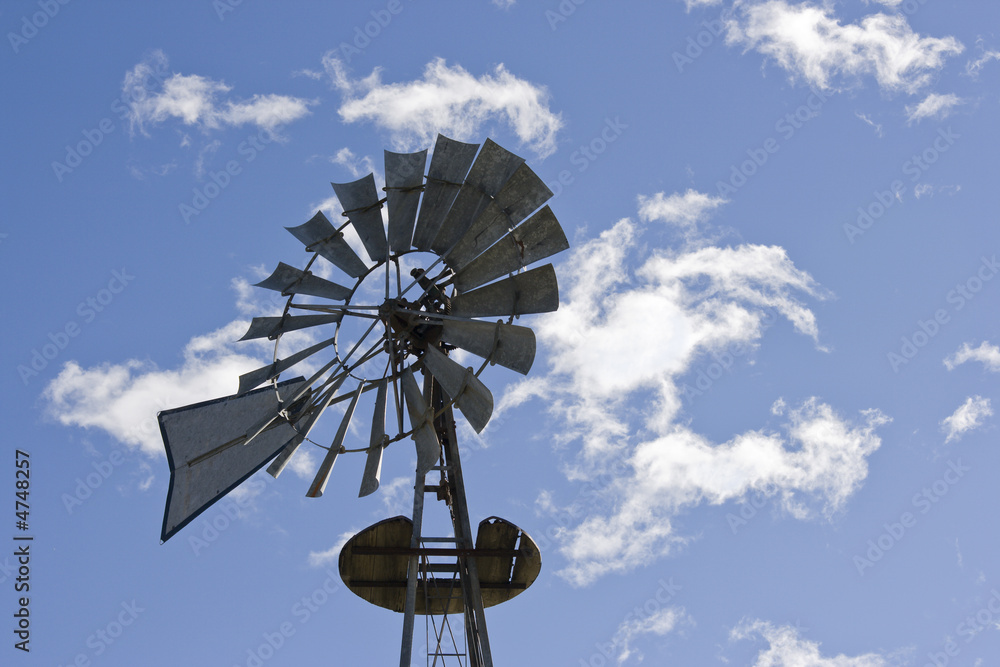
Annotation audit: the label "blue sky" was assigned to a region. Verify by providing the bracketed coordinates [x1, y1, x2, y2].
[4, 0, 1000, 664]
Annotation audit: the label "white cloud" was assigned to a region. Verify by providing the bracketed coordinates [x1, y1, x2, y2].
[941, 396, 993, 443]
[308, 529, 356, 567]
[329, 147, 378, 179]
[726, 1, 963, 93]
[323, 56, 562, 158]
[558, 399, 888, 586]
[732, 620, 891, 666]
[905, 93, 964, 124]
[491, 0, 516, 8]
[41, 274, 334, 458]
[614, 607, 691, 664]
[637, 189, 728, 240]
[944, 341, 1000, 372]
[497, 196, 886, 585]
[124, 51, 314, 137]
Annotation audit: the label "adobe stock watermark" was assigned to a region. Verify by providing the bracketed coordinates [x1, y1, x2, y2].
[853, 459, 969, 576]
[330, 0, 411, 62]
[179, 127, 276, 224]
[213, 0, 246, 21]
[51, 59, 170, 182]
[715, 87, 829, 199]
[887, 254, 997, 373]
[232, 569, 341, 667]
[922, 588, 1000, 667]
[62, 449, 128, 514]
[672, 15, 725, 73]
[56, 600, 145, 667]
[725, 489, 772, 535]
[844, 127, 960, 244]
[7, 0, 73, 54]
[187, 473, 276, 556]
[16, 268, 135, 386]
[545, 0, 588, 31]
[547, 116, 628, 200]
[578, 577, 683, 667]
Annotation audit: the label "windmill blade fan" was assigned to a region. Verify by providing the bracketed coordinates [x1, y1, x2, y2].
[158, 133, 568, 527]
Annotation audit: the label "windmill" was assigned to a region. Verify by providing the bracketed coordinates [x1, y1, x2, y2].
[157, 135, 569, 665]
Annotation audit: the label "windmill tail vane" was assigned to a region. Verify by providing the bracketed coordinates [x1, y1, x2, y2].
[156, 134, 568, 665]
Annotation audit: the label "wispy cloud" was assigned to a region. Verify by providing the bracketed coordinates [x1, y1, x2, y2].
[966, 38, 1000, 77]
[855, 111, 883, 137]
[732, 619, 891, 666]
[124, 50, 314, 137]
[322, 55, 562, 158]
[945, 341, 1000, 372]
[941, 395, 993, 443]
[638, 189, 728, 243]
[614, 607, 691, 664]
[906, 93, 964, 124]
[725, 1, 963, 94]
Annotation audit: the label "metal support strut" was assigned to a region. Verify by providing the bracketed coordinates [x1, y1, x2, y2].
[399, 362, 493, 667]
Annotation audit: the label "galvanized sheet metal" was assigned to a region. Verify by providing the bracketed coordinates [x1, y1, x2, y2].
[286, 211, 368, 278]
[445, 162, 553, 272]
[420, 345, 493, 433]
[239, 314, 342, 341]
[385, 149, 427, 253]
[440, 319, 536, 375]
[412, 135, 479, 250]
[450, 264, 559, 319]
[331, 174, 388, 262]
[255, 262, 352, 301]
[453, 206, 569, 293]
[430, 139, 524, 255]
[401, 367, 441, 475]
[307, 382, 364, 498]
[236, 337, 336, 395]
[358, 380, 387, 497]
[158, 377, 307, 542]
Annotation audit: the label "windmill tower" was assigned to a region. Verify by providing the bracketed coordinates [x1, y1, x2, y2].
[156, 135, 569, 665]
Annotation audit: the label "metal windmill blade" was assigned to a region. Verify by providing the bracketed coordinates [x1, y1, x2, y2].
[156, 135, 570, 667]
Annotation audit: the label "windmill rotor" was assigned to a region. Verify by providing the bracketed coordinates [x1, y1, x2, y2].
[157, 134, 569, 666]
